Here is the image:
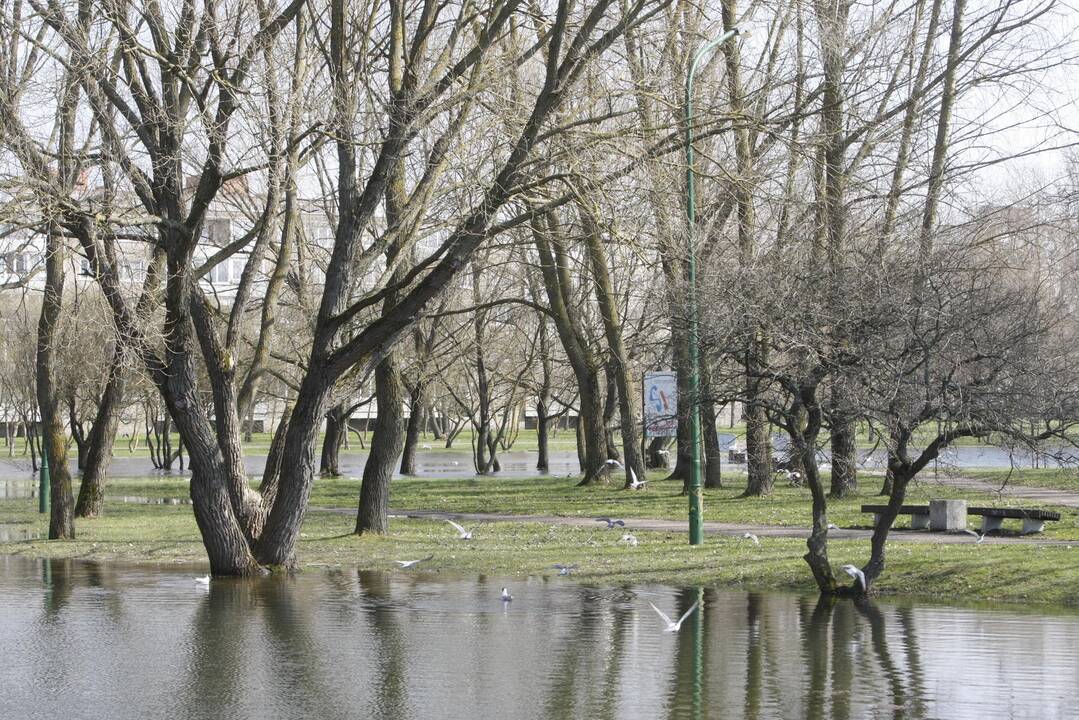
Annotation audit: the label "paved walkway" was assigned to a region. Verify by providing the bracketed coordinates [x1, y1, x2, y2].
[312, 506, 1075, 546]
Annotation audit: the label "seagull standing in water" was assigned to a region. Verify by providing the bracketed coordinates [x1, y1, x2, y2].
[446, 519, 473, 539]
[501, 587, 513, 602]
[596, 517, 626, 529]
[194, 575, 210, 586]
[393, 555, 434, 569]
[841, 564, 866, 591]
[648, 601, 700, 632]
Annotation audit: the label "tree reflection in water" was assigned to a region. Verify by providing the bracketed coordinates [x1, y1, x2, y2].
[799, 595, 928, 720]
[4, 561, 1045, 720]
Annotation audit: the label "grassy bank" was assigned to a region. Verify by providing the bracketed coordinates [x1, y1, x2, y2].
[3, 472, 1079, 608]
[98, 471, 1079, 540]
[960, 467, 1079, 492]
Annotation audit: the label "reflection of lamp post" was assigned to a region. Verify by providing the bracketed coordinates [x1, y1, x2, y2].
[685, 28, 739, 545]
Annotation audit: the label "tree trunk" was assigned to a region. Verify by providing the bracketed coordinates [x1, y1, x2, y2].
[579, 206, 647, 488]
[646, 437, 671, 469]
[75, 349, 125, 518]
[576, 370, 609, 486]
[829, 415, 859, 498]
[536, 407, 551, 473]
[319, 402, 347, 477]
[863, 465, 914, 591]
[531, 210, 608, 486]
[37, 227, 75, 540]
[399, 383, 424, 475]
[669, 333, 694, 488]
[700, 357, 722, 489]
[602, 363, 620, 463]
[356, 355, 405, 535]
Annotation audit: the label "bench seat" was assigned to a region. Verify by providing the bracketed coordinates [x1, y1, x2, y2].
[968, 506, 1061, 534]
[860, 504, 1061, 534]
[860, 504, 930, 529]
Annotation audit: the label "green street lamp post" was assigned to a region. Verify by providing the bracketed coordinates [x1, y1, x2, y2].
[39, 444, 50, 515]
[685, 28, 740, 545]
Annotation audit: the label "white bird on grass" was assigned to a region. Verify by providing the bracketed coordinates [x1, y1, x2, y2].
[393, 555, 434, 569]
[553, 564, 577, 576]
[648, 601, 700, 633]
[620, 533, 639, 547]
[628, 468, 648, 490]
[596, 517, 626, 529]
[962, 528, 986, 544]
[827, 523, 839, 531]
[779, 468, 803, 486]
[501, 587, 513, 602]
[421, 444, 432, 450]
[446, 519, 473, 539]
[742, 532, 760, 546]
[841, 564, 866, 591]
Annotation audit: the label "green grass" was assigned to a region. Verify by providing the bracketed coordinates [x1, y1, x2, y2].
[958, 467, 1079, 492]
[1, 496, 1078, 607]
[4, 470, 1079, 608]
[96, 470, 1079, 542]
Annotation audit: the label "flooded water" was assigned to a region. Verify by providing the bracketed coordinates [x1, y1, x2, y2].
[0, 450, 585, 482]
[0, 556, 1076, 720]
[0, 444, 1068, 484]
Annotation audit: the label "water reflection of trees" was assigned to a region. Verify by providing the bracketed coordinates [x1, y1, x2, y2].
[654, 590, 931, 720]
[182, 575, 353, 720]
[33, 564, 939, 720]
[799, 596, 928, 720]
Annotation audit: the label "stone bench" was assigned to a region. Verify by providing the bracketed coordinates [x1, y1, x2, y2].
[861, 502, 1061, 534]
[968, 506, 1061, 534]
[860, 504, 932, 530]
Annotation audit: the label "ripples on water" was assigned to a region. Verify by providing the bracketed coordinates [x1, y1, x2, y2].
[0, 557, 1076, 720]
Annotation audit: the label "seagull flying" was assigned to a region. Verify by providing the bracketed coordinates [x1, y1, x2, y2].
[446, 519, 473, 540]
[649, 601, 700, 632]
[628, 468, 648, 490]
[393, 555, 434, 569]
[604, 458, 623, 468]
[552, 564, 577, 576]
[596, 517, 626, 528]
[962, 528, 986, 544]
[841, 564, 866, 591]
[421, 444, 432, 450]
[620, 533, 639, 547]
[743, 532, 760, 546]
[501, 587, 513, 602]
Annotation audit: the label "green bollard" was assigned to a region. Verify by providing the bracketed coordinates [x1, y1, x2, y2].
[39, 446, 50, 515]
